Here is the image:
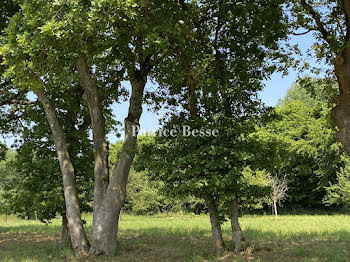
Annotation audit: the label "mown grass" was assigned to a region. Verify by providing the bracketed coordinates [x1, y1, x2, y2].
[0, 213, 350, 261]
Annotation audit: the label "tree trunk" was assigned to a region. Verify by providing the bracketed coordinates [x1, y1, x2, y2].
[207, 195, 225, 255]
[89, 72, 147, 255]
[76, 58, 109, 239]
[182, 63, 198, 117]
[331, 48, 350, 153]
[230, 198, 242, 254]
[300, 1, 350, 154]
[35, 89, 89, 256]
[61, 215, 71, 247]
[331, 0, 350, 151]
[273, 199, 278, 222]
[182, 60, 225, 255]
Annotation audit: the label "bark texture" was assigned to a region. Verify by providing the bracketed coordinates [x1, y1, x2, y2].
[76, 58, 109, 236]
[184, 64, 198, 118]
[332, 2, 350, 152]
[89, 71, 147, 255]
[35, 89, 89, 256]
[273, 199, 278, 222]
[332, 50, 350, 153]
[230, 198, 243, 254]
[207, 195, 225, 255]
[61, 215, 71, 247]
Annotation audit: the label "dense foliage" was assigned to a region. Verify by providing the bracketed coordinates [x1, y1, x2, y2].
[1, 0, 350, 257]
[255, 78, 348, 208]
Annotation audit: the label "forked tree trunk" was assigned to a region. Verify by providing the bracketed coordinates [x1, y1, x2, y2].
[230, 198, 242, 253]
[207, 195, 225, 255]
[76, 58, 109, 236]
[89, 72, 147, 255]
[35, 89, 89, 256]
[61, 215, 71, 247]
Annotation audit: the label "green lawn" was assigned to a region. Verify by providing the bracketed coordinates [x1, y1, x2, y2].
[0, 213, 349, 261]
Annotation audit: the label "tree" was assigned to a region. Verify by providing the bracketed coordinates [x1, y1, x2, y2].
[0, 89, 94, 245]
[139, 0, 289, 254]
[268, 175, 288, 222]
[0, 63, 95, 243]
[86, 1, 180, 254]
[290, 0, 350, 154]
[141, 0, 289, 254]
[1, 2, 94, 252]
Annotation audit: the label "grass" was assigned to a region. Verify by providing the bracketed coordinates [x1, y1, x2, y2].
[0, 213, 350, 261]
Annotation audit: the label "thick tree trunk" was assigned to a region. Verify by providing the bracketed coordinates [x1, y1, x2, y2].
[230, 198, 242, 253]
[331, 48, 350, 153]
[76, 58, 109, 237]
[207, 195, 225, 255]
[301, 0, 350, 154]
[35, 89, 89, 256]
[331, 4, 350, 152]
[61, 215, 71, 247]
[89, 72, 147, 255]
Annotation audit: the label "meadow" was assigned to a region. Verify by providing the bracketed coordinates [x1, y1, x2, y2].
[0, 213, 349, 261]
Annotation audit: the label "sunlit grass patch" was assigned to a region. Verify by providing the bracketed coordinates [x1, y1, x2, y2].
[0, 214, 350, 261]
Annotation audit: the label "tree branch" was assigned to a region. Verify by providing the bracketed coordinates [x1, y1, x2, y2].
[300, 0, 332, 45]
[342, 0, 350, 41]
[291, 28, 316, 36]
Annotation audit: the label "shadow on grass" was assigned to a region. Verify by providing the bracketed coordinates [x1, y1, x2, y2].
[103, 227, 350, 261]
[0, 224, 350, 261]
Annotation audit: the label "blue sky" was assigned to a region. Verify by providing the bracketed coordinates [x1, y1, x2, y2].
[260, 32, 323, 107]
